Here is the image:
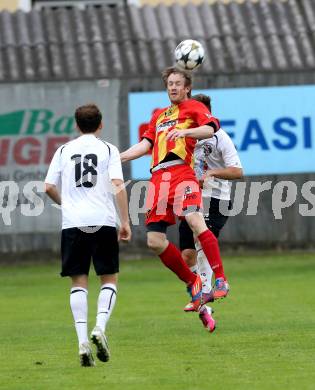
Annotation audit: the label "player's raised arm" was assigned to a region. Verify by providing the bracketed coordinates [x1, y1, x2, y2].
[120, 138, 152, 162]
[166, 124, 214, 141]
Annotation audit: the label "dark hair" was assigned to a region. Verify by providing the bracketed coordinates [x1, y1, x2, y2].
[192, 94, 212, 112]
[75, 104, 102, 133]
[161, 66, 192, 98]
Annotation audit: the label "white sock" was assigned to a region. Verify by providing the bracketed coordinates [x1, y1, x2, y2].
[96, 283, 117, 332]
[197, 249, 213, 294]
[70, 287, 88, 346]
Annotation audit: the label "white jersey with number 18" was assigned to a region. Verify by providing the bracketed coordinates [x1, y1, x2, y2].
[45, 134, 123, 229]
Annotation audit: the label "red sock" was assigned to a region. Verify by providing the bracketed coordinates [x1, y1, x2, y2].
[159, 242, 196, 285]
[198, 230, 225, 280]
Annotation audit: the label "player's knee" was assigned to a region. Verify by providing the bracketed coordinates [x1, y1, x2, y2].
[147, 234, 165, 253]
[185, 213, 206, 236]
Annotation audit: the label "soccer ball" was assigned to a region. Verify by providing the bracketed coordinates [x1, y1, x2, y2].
[174, 39, 205, 71]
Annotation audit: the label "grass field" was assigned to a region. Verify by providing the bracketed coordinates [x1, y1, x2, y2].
[1, 252, 315, 390]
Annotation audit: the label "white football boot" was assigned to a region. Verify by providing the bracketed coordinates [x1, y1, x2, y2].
[90, 326, 110, 362]
[79, 342, 95, 367]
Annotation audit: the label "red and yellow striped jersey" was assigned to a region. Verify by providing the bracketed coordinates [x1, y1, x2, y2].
[142, 99, 219, 169]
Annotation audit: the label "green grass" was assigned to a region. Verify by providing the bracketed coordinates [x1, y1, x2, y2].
[1, 253, 315, 390]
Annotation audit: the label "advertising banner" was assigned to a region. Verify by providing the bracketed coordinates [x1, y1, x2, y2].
[0, 80, 120, 234]
[128, 85, 315, 179]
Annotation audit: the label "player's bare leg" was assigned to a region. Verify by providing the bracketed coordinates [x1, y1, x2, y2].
[181, 248, 198, 273]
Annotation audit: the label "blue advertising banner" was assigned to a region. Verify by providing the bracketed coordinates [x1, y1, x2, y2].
[128, 85, 315, 179]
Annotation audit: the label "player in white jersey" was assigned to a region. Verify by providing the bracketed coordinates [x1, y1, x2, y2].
[45, 104, 131, 366]
[179, 94, 243, 331]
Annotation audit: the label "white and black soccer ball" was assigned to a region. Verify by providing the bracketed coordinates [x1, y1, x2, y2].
[174, 39, 205, 71]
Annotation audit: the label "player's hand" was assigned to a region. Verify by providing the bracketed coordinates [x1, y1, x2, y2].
[118, 222, 132, 243]
[166, 128, 188, 141]
[202, 171, 214, 181]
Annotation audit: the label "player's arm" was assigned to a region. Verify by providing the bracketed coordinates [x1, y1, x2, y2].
[109, 146, 131, 242]
[45, 183, 61, 205]
[166, 124, 214, 141]
[185, 125, 215, 140]
[112, 179, 131, 242]
[204, 167, 243, 181]
[167, 101, 220, 141]
[204, 135, 243, 180]
[167, 105, 220, 141]
[167, 100, 221, 141]
[121, 110, 158, 162]
[45, 147, 62, 205]
[120, 138, 152, 162]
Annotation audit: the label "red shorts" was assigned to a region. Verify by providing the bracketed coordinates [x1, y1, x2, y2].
[145, 164, 203, 226]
